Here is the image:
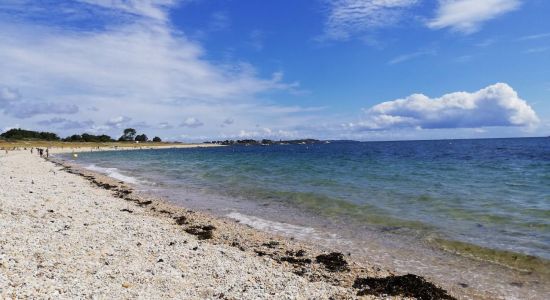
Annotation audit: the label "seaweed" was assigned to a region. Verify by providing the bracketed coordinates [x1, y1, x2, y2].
[286, 249, 306, 257]
[262, 241, 280, 248]
[316, 252, 349, 272]
[352, 274, 456, 299]
[137, 200, 153, 207]
[174, 216, 188, 225]
[120, 208, 133, 213]
[255, 250, 268, 257]
[185, 225, 216, 240]
[280, 256, 312, 265]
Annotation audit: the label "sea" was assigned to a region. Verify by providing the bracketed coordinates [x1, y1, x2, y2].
[62, 137, 550, 298]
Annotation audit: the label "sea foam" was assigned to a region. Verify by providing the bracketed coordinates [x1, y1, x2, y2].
[85, 164, 140, 184]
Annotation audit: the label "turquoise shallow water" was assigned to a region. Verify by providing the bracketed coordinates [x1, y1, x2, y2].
[67, 138, 550, 261]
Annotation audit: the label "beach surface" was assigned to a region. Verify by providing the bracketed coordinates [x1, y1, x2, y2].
[0, 150, 364, 299]
[0, 148, 468, 299]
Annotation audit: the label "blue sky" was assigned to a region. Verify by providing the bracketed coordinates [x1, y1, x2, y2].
[0, 0, 548, 141]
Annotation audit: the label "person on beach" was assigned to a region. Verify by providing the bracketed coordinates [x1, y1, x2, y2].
[46, 149, 49, 158]
[31, 148, 33, 154]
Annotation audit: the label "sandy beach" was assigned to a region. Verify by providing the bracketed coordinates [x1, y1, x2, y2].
[0, 147, 466, 299]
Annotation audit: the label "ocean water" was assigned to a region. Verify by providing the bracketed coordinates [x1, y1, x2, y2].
[64, 138, 550, 295]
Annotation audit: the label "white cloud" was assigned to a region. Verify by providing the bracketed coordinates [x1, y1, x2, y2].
[517, 32, 550, 41]
[236, 127, 299, 140]
[0, 87, 19, 108]
[427, 0, 521, 33]
[388, 50, 436, 64]
[350, 83, 539, 130]
[76, 0, 178, 22]
[36, 117, 94, 130]
[0, 87, 79, 118]
[321, 0, 419, 41]
[0, 1, 309, 139]
[524, 47, 550, 54]
[106, 116, 132, 128]
[180, 117, 204, 128]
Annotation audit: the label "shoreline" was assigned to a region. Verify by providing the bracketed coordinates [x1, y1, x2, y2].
[0, 149, 461, 299]
[54, 147, 550, 299]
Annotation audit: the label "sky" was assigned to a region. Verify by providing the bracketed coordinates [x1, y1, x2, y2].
[0, 0, 549, 141]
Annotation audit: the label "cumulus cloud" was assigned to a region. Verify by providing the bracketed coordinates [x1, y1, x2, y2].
[180, 117, 204, 128]
[427, 0, 521, 33]
[321, 0, 419, 40]
[350, 83, 539, 130]
[106, 116, 132, 128]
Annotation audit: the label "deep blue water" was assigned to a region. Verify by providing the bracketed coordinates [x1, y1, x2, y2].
[68, 138, 550, 260]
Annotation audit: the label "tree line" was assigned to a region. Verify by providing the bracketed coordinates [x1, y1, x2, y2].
[0, 128, 162, 143]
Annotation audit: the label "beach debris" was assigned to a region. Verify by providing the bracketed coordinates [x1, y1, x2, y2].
[316, 252, 349, 272]
[174, 216, 187, 225]
[262, 241, 280, 249]
[280, 256, 312, 265]
[120, 208, 133, 213]
[255, 250, 267, 257]
[353, 274, 456, 299]
[136, 200, 152, 207]
[185, 225, 216, 240]
[286, 249, 306, 257]
[122, 282, 131, 289]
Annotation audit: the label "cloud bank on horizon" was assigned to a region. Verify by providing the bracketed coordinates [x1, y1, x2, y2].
[0, 0, 547, 141]
[348, 83, 539, 131]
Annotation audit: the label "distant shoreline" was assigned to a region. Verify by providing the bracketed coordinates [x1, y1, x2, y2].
[0, 141, 224, 154]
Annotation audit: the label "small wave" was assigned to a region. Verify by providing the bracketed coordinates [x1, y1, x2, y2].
[85, 164, 140, 184]
[226, 212, 347, 245]
[226, 212, 315, 238]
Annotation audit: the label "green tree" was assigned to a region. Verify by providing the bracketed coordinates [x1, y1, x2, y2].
[1, 128, 60, 141]
[119, 128, 136, 141]
[135, 134, 148, 142]
[152, 136, 162, 142]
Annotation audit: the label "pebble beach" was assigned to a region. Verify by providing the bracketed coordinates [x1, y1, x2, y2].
[0, 148, 461, 299]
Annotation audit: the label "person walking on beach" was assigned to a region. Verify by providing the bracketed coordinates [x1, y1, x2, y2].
[31, 148, 33, 154]
[46, 149, 49, 158]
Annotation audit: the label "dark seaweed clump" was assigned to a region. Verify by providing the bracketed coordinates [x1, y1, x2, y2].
[185, 225, 216, 240]
[280, 256, 312, 265]
[262, 241, 280, 248]
[136, 200, 153, 207]
[316, 252, 349, 272]
[353, 274, 456, 299]
[174, 216, 187, 225]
